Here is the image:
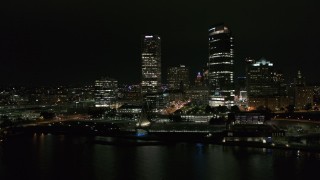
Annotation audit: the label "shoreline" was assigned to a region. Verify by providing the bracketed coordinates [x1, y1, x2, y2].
[2, 127, 320, 153]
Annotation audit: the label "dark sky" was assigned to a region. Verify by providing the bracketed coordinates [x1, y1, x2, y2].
[1, 0, 320, 86]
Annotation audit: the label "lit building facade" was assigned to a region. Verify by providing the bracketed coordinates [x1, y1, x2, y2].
[292, 71, 314, 110]
[294, 70, 306, 86]
[294, 86, 314, 110]
[144, 93, 169, 112]
[246, 58, 290, 111]
[194, 72, 205, 87]
[247, 58, 279, 97]
[167, 65, 190, 91]
[186, 87, 209, 105]
[94, 77, 118, 108]
[185, 72, 209, 105]
[118, 84, 142, 105]
[234, 77, 248, 108]
[248, 96, 291, 111]
[208, 24, 235, 107]
[141, 35, 161, 94]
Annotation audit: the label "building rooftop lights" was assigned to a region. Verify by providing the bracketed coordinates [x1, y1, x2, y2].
[253, 58, 273, 66]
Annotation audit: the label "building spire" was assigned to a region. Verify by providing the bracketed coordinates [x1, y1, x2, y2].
[297, 70, 302, 78]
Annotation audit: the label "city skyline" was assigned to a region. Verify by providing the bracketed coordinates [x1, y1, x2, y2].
[1, 0, 320, 86]
[2, 1, 320, 177]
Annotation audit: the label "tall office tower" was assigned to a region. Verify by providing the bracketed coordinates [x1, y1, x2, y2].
[167, 65, 190, 91]
[291, 71, 313, 110]
[294, 70, 306, 86]
[195, 72, 204, 87]
[247, 58, 292, 111]
[208, 24, 235, 107]
[94, 77, 118, 108]
[186, 72, 209, 105]
[141, 35, 161, 94]
[246, 58, 278, 97]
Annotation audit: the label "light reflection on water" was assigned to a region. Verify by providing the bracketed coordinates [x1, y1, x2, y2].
[1, 134, 320, 180]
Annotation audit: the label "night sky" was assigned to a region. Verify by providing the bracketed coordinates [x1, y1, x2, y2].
[1, 0, 320, 86]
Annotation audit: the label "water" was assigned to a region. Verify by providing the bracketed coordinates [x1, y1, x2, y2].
[1, 134, 320, 180]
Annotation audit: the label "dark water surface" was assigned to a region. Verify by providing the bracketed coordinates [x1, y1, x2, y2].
[1, 134, 320, 180]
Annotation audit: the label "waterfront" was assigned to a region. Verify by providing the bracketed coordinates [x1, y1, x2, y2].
[1, 134, 320, 180]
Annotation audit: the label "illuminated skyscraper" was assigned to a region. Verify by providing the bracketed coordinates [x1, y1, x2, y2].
[247, 58, 278, 97]
[208, 24, 235, 107]
[141, 35, 161, 94]
[94, 77, 118, 108]
[195, 72, 204, 87]
[294, 70, 306, 86]
[167, 65, 189, 91]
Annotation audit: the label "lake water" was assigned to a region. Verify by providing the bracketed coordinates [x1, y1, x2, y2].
[1, 134, 320, 180]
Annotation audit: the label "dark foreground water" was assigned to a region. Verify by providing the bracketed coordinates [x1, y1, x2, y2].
[1, 134, 320, 180]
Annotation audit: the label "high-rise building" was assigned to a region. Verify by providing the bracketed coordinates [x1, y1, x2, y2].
[185, 72, 209, 105]
[247, 58, 279, 97]
[141, 35, 161, 94]
[195, 72, 204, 87]
[294, 70, 306, 86]
[167, 65, 189, 91]
[291, 71, 313, 110]
[94, 77, 118, 108]
[246, 58, 291, 111]
[208, 24, 235, 107]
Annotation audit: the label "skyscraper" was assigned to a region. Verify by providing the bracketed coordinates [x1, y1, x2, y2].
[246, 58, 289, 110]
[167, 65, 190, 91]
[294, 70, 306, 86]
[141, 35, 161, 94]
[246, 58, 278, 97]
[292, 71, 313, 110]
[208, 24, 235, 107]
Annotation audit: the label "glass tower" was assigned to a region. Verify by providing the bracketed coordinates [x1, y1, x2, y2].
[208, 24, 235, 107]
[141, 35, 161, 94]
